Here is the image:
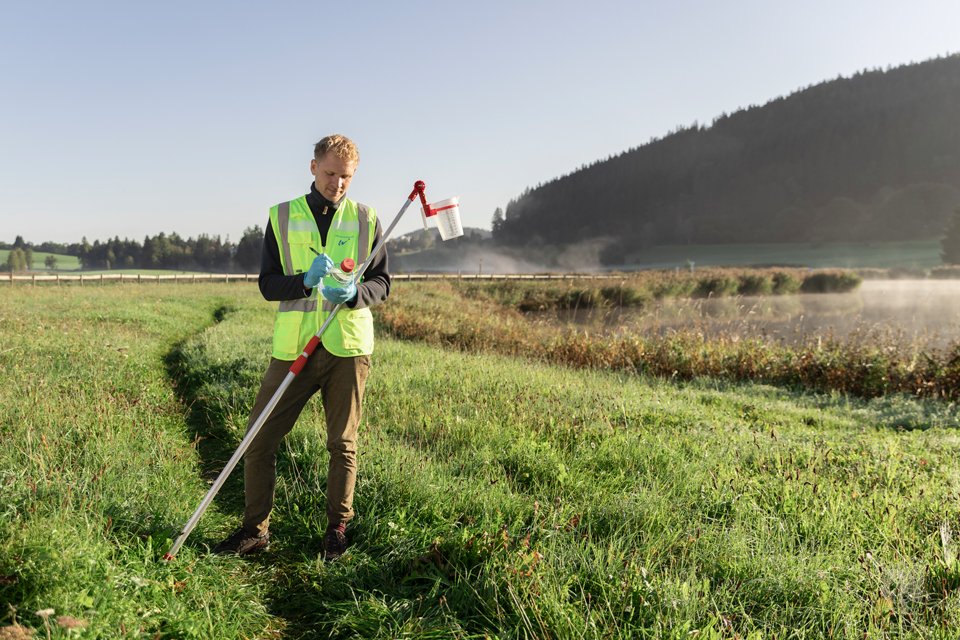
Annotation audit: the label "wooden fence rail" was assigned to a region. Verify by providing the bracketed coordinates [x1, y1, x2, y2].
[2, 272, 626, 285]
[2, 273, 258, 285]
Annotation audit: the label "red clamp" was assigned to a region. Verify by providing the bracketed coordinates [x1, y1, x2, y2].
[409, 180, 436, 217]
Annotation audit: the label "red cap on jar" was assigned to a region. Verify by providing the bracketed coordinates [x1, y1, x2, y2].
[340, 258, 355, 273]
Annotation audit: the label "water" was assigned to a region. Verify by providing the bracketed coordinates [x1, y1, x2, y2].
[545, 280, 960, 351]
[327, 266, 353, 285]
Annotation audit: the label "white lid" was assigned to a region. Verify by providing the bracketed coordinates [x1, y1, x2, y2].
[429, 196, 458, 208]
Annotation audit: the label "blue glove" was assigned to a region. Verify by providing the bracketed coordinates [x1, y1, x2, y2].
[303, 253, 333, 288]
[321, 281, 357, 305]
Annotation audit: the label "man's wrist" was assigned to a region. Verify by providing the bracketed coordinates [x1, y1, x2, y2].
[299, 273, 311, 297]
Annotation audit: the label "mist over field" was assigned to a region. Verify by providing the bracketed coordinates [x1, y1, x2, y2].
[550, 279, 960, 352]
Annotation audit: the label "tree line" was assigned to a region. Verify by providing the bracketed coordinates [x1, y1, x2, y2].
[3, 225, 497, 273]
[2, 228, 264, 272]
[493, 54, 960, 264]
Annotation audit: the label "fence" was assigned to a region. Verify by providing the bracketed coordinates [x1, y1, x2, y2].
[2, 273, 258, 285]
[3, 272, 624, 285]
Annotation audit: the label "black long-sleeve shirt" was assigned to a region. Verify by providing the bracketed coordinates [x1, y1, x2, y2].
[258, 184, 391, 309]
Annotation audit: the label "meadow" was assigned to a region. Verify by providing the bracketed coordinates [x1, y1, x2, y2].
[3, 283, 960, 638]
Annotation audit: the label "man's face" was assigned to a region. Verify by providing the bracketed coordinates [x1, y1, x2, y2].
[311, 153, 357, 203]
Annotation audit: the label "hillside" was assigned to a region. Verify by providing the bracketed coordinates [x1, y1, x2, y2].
[496, 55, 960, 261]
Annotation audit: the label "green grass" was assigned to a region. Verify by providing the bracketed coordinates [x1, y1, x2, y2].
[0, 286, 279, 638]
[4, 285, 960, 637]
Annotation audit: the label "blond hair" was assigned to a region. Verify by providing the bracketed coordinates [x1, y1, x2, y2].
[314, 134, 359, 163]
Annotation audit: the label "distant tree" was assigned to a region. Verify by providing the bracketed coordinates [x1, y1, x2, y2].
[24, 248, 33, 270]
[940, 207, 960, 264]
[491, 207, 504, 236]
[234, 226, 263, 272]
[142, 235, 158, 268]
[13, 235, 26, 249]
[6, 248, 27, 272]
[44, 255, 58, 270]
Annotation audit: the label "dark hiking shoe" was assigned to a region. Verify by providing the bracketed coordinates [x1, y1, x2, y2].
[323, 523, 348, 562]
[212, 528, 270, 555]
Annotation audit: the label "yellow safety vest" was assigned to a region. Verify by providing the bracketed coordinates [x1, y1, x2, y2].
[268, 196, 377, 360]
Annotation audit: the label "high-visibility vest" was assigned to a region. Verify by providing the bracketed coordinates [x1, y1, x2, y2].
[268, 195, 377, 360]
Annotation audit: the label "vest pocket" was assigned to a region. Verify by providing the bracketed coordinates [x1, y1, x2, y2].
[272, 311, 303, 359]
[287, 240, 314, 274]
[336, 307, 373, 352]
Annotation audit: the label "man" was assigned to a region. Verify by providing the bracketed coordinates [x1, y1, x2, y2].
[214, 134, 390, 561]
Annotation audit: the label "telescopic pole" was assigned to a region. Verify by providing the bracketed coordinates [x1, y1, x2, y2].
[163, 181, 428, 561]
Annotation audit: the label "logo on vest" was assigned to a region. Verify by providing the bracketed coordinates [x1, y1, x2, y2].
[338, 239, 349, 246]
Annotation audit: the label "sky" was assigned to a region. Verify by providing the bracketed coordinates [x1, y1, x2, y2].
[1, 0, 958, 245]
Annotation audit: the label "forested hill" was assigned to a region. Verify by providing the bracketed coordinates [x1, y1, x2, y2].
[495, 55, 960, 254]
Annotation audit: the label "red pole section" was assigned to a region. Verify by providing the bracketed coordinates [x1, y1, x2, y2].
[289, 335, 322, 376]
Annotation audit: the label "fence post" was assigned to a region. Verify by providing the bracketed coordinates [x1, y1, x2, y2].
[32, 274, 36, 286]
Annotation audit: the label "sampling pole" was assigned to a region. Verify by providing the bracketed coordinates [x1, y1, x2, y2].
[164, 180, 429, 561]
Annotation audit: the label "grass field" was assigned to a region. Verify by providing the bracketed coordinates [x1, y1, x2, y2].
[4, 284, 960, 638]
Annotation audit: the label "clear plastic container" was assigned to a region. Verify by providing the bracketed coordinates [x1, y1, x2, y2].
[421, 197, 463, 240]
[327, 258, 355, 285]
[432, 197, 463, 240]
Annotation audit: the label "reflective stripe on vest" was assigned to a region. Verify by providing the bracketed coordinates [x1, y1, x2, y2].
[268, 196, 377, 359]
[277, 201, 295, 275]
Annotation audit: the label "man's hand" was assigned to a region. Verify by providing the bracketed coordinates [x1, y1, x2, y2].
[304, 253, 334, 288]
[321, 281, 357, 305]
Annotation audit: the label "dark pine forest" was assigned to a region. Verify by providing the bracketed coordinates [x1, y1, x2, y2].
[494, 55, 960, 259]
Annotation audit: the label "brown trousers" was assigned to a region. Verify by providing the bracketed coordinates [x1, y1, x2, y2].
[241, 348, 371, 536]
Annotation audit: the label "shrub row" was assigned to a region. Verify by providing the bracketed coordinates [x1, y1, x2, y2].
[456, 268, 858, 312]
[378, 280, 959, 401]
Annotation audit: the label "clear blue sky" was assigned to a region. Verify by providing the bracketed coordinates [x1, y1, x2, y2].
[1, 0, 958, 245]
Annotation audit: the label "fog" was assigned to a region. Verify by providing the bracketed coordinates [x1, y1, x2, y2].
[549, 280, 960, 351]
[394, 241, 610, 274]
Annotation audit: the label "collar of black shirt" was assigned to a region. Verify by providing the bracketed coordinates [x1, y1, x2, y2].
[307, 183, 342, 216]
